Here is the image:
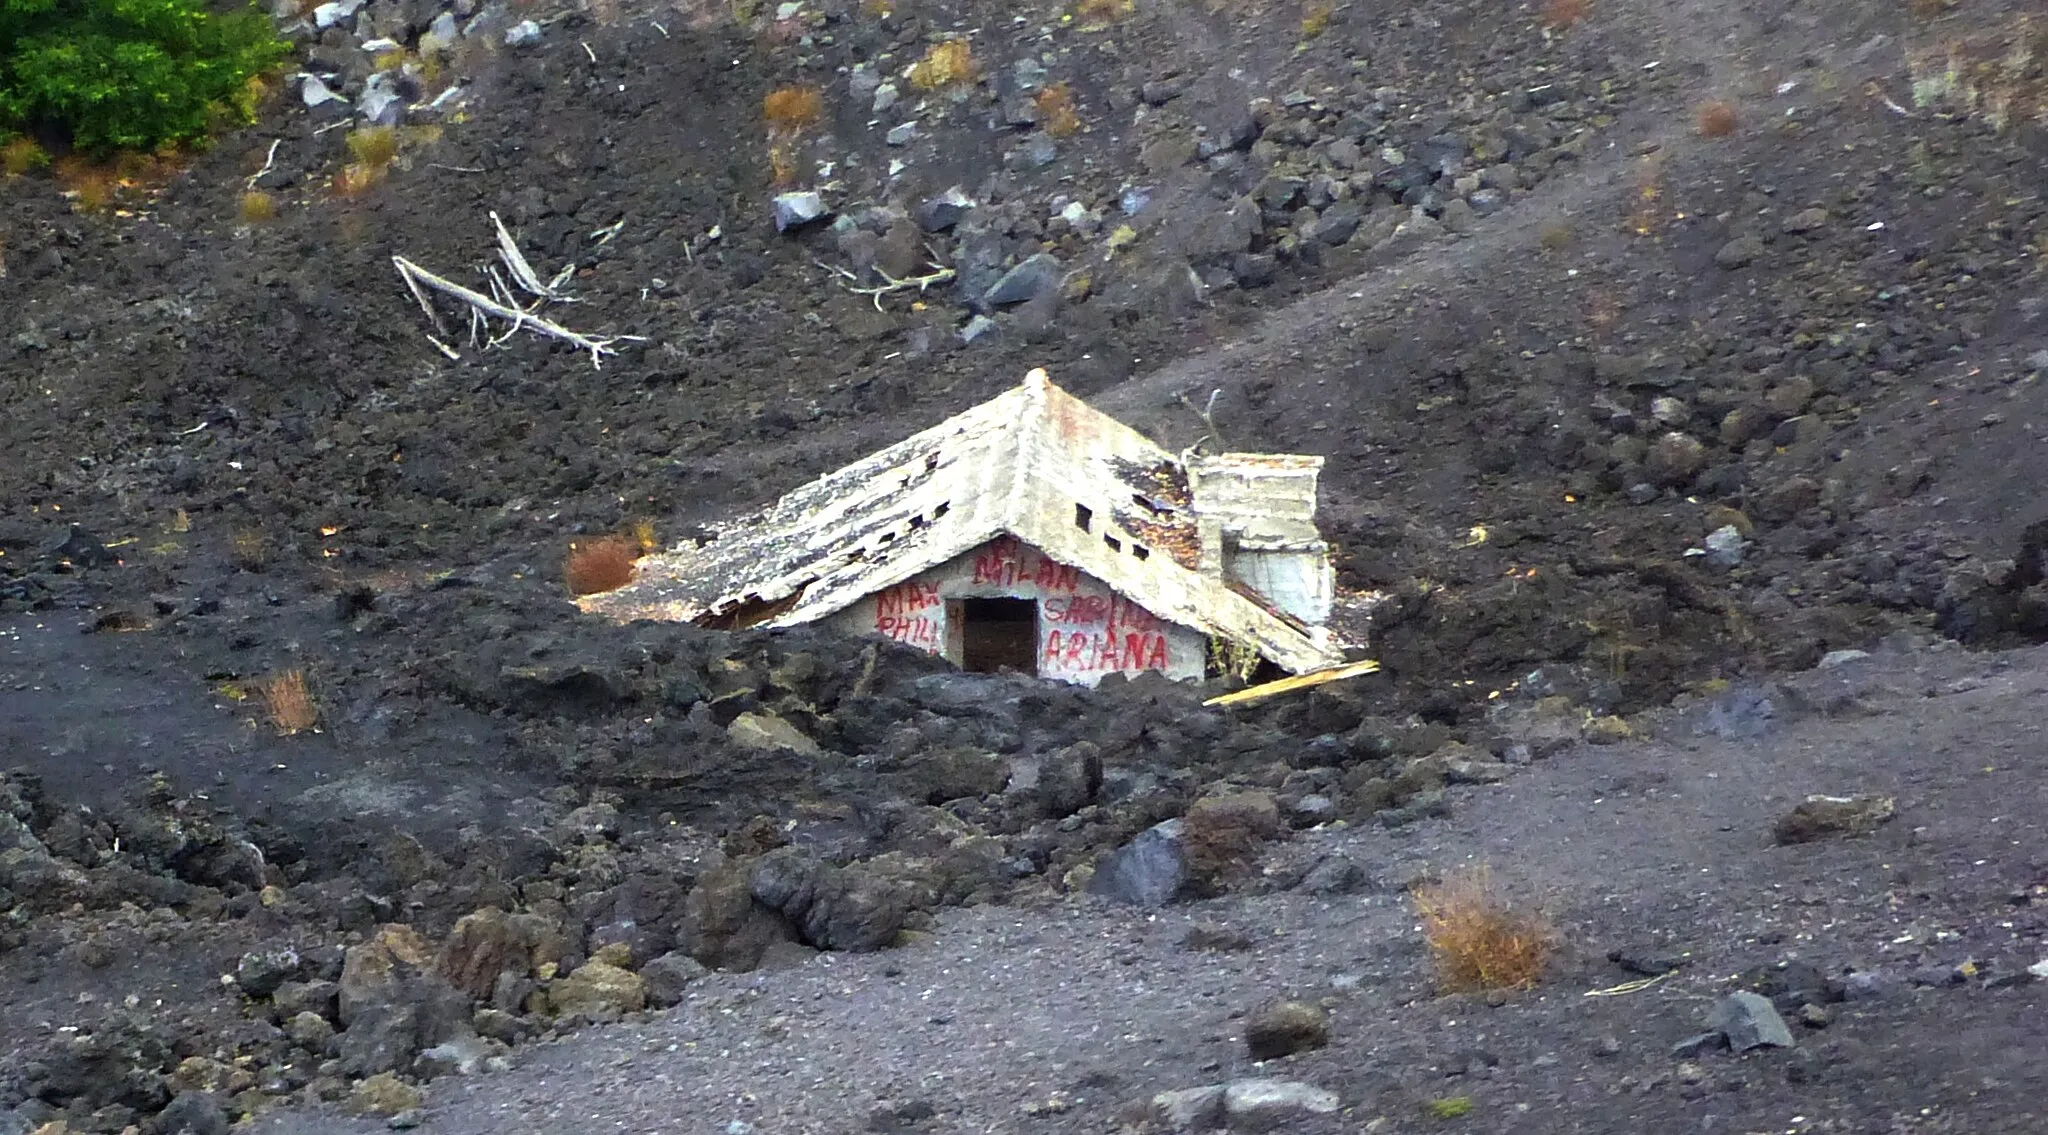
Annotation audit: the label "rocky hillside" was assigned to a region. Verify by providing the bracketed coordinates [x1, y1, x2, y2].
[0, 0, 2044, 1129]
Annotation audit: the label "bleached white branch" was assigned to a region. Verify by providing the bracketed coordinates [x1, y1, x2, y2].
[492, 210, 577, 302]
[246, 139, 281, 191]
[392, 255, 641, 367]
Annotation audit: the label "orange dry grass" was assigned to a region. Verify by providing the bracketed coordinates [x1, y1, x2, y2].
[1036, 82, 1082, 137]
[909, 39, 980, 90]
[764, 85, 825, 132]
[2, 137, 50, 176]
[1412, 867, 1553, 992]
[565, 535, 642, 596]
[1541, 0, 1588, 30]
[1696, 100, 1739, 137]
[1073, 0, 1132, 25]
[260, 669, 319, 735]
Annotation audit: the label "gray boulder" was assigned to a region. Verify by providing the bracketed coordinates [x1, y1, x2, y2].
[750, 849, 910, 952]
[1087, 819, 1187, 907]
[1710, 990, 1795, 1052]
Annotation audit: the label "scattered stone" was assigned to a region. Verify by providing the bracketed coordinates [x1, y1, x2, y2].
[1817, 649, 1871, 669]
[299, 75, 347, 108]
[867, 1099, 937, 1133]
[640, 951, 710, 1009]
[771, 192, 830, 234]
[727, 710, 821, 753]
[1796, 1003, 1832, 1028]
[338, 924, 474, 1077]
[503, 18, 542, 46]
[1150, 1085, 1225, 1132]
[548, 956, 648, 1021]
[1308, 202, 1363, 245]
[1907, 963, 1969, 988]
[1701, 524, 1749, 568]
[1772, 794, 1896, 844]
[958, 314, 997, 343]
[415, 1033, 503, 1077]
[1088, 819, 1187, 907]
[1297, 855, 1363, 895]
[1646, 431, 1708, 486]
[312, 0, 363, 28]
[1608, 945, 1690, 977]
[1670, 1031, 1726, 1058]
[1181, 922, 1256, 952]
[1782, 207, 1829, 233]
[1583, 716, 1633, 744]
[751, 848, 910, 951]
[1713, 234, 1764, 268]
[1222, 1079, 1340, 1132]
[1709, 991, 1795, 1052]
[981, 253, 1063, 308]
[1244, 1001, 1330, 1061]
[286, 1011, 336, 1051]
[1467, 188, 1507, 215]
[885, 122, 917, 146]
[155, 1092, 229, 1135]
[360, 73, 406, 127]
[236, 948, 305, 1000]
[348, 1073, 423, 1117]
[1377, 787, 1449, 827]
[1836, 969, 1901, 1001]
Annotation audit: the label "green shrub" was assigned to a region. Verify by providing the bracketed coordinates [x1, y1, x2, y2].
[0, 0, 289, 153]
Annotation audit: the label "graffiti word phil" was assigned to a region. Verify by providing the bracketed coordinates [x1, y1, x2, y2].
[1042, 630, 1171, 674]
[972, 537, 1080, 593]
[875, 581, 942, 650]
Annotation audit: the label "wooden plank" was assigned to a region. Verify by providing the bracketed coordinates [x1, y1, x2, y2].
[1202, 658, 1381, 708]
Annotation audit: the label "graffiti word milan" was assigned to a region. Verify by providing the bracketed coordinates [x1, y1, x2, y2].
[874, 580, 942, 649]
[972, 537, 1080, 593]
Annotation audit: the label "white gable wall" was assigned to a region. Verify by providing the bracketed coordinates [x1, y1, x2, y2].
[825, 535, 1208, 686]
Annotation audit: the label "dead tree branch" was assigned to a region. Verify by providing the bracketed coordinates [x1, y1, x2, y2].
[816, 259, 959, 311]
[492, 210, 577, 302]
[392, 255, 640, 367]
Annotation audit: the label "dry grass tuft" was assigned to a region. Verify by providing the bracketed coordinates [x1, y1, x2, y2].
[1073, 0, 1133, 25]
[1035, 82, 1082, 138]
[1696, 99, 1739, 137]
[260, 669, 319, 735]
[2, 137, 50, 177]
[240, 189, 279, 222]
[1412, 866, 1554, 992]
[347, 126, 400, 171]
[764, 85, 825, 132]
[768, 141, 802, 187]
[565, 535, 643, 596]
[1299, 0, 1334, 39]
[1541, 0, 1588, 30]
[909, 39, 980, 91]
[230, 527, 269, 571]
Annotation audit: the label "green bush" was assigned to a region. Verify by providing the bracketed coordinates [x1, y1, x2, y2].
[0, 0, 289, 153]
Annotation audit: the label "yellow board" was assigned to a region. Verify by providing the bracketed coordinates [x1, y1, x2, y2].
[1202, 658, 1382, 708]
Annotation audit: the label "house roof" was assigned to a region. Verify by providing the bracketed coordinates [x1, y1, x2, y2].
[576, 370, 1344, 673]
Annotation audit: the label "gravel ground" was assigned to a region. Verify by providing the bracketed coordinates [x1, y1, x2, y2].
[244, 641, 2048, 1134]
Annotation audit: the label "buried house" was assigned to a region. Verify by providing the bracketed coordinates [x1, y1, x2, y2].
[578, 369, 1347, 685]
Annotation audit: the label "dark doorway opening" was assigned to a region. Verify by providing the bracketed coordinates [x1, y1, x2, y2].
[958, 598, 1039, 675]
